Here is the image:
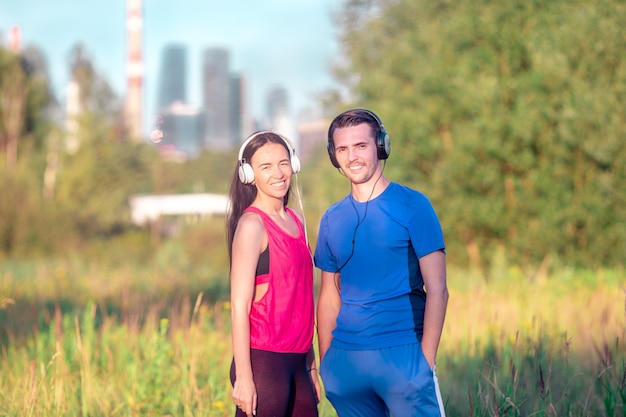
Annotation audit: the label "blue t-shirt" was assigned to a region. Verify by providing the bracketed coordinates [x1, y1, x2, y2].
[314, 182, 445, 350]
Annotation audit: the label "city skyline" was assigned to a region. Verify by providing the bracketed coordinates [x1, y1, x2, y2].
[156, 44, 246, 156]
[155, 42, 303, 158]
[0, 0, 340, 138]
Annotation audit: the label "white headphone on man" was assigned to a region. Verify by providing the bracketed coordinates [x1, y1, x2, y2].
[237, 131, 301, 184]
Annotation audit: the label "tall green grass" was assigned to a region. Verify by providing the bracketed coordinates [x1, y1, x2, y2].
[0, 295, 232, 416]
[1, 259, 624, 416]
[440, 265, 625, 416]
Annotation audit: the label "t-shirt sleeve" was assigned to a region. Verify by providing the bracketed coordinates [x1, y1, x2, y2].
[314, 213, 337, 272]
[408, 195, 445, 258]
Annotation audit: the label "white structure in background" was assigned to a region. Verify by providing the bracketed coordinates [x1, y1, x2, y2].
[65, 80, 81, 154]
[128, 193, 229, 226]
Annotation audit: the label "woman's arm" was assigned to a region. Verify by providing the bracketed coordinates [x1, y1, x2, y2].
[230, 212, 266, 416]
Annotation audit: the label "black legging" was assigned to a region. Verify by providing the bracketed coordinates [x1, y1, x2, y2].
[230, 349, 318, 417]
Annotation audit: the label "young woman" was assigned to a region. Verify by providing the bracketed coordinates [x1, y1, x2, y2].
[226, 131, 320, 417]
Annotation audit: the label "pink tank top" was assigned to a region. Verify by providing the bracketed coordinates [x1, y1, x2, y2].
[245, 206, 314, 353]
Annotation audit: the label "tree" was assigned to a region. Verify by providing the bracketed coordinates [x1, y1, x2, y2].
[332, 0, 626, 270]
[0, 45, 54, 171]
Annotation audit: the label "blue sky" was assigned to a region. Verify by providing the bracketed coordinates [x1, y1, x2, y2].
[0, 0, 341, 134]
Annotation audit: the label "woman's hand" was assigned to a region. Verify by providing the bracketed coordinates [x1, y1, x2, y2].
[232, 376, 257, 416]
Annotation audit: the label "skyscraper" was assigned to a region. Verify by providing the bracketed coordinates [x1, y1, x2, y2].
[230, 73, 246, 143]
[157, 44, 187, 111]
[154, 44, 204, 157]
[160, 102, 203, 157]
[202, 47, 233, 149]
[266, 85, 289, 122]
[265, 85, 296, 146]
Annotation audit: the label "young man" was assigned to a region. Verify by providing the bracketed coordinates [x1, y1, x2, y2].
[314, 109, 448, 416]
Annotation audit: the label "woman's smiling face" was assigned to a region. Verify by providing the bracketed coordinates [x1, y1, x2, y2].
[250, 142, 292, 198]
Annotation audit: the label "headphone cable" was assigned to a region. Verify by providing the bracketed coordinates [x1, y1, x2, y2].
[333, 161, 386, 290]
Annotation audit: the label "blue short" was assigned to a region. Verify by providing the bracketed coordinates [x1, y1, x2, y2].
[320, 343, 445, 417]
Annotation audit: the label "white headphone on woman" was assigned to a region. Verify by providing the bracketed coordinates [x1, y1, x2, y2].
[237, 131, 301, 184]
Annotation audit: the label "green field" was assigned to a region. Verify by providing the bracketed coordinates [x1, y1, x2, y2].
[1, 260, 624, 416]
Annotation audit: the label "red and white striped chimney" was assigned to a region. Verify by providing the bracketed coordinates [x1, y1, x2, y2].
[125, 0, 144, 141]
[8, 25, 21, 52]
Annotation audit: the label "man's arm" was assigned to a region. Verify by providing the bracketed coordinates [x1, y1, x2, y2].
[317, 270, 341, 360]
[419, 250, 448, 369]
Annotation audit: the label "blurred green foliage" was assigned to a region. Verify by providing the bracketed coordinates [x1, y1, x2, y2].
[329, 0, 626, 272]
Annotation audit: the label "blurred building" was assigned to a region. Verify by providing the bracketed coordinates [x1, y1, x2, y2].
[129, 193, 229, 227]
[157, 44, 187, 111]
[159, 101, 204, 157]
[202, 47, 230, 149]
[154, 43, 202, 157]
[265, 85, 297, 148]
[230, 73, 246, 143]
[297, 118, 329, 163]
[202, 47, 246, 150]
[266, 85, 289, 121]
